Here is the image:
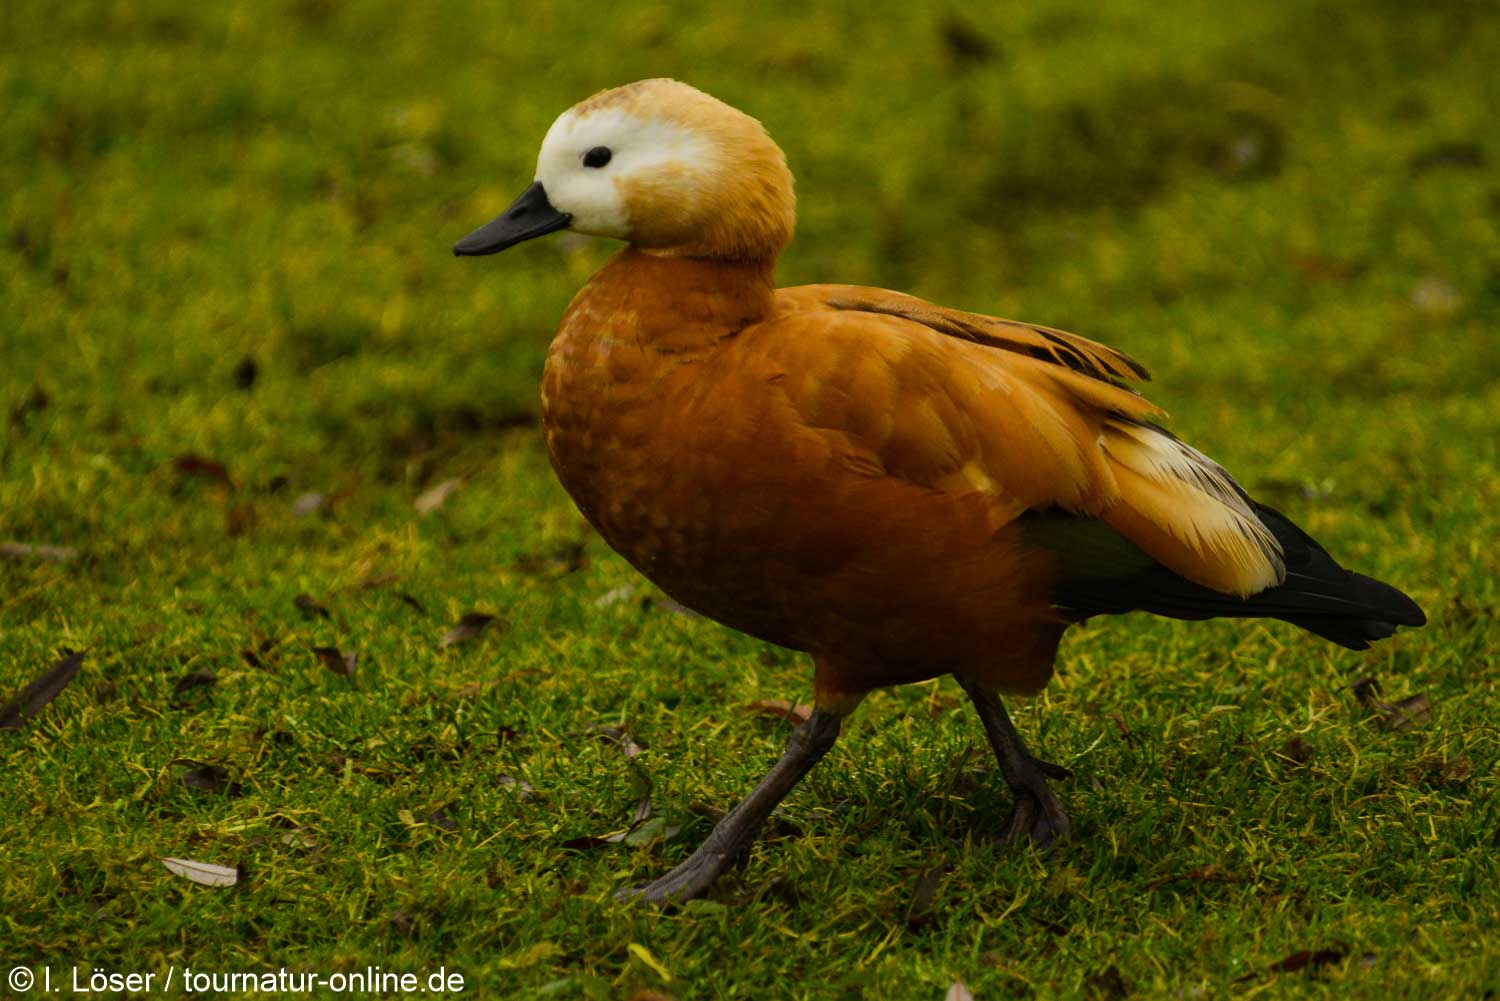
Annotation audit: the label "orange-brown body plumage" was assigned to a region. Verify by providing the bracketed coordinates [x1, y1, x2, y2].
[457, 78, 1424, 901]
[542, 251, 1078, 701]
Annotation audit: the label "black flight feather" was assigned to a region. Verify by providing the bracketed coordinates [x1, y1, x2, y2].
[1030, 503, 1426, 651]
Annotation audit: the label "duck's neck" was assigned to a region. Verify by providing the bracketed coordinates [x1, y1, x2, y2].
[561, 247, 777, 354]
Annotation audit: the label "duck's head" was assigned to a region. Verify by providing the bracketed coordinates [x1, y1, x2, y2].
[454, 79, 795, 263]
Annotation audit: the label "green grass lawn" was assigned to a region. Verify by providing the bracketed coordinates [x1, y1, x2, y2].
[3, 0, 1498, 996]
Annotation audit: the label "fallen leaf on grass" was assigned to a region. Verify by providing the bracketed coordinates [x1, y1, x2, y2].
[396, 592, 427, 615]
[559, 833, 618, 852]
[651, 596, 701, 619]
[497, 775, 536, 800]
[1232, 947, 1348, 983]
[1083, 966, 1130, 1000]
[1408, 141, 1485, 174]
[1145, 863, 1243, 891]
[291, 492, 325, 517]
[1263, 948, 1346, 976]
[440, 612, 497, 648]
[240, 635, 280, 668]
[232, 355, 258, 389]
[172, 668, 218, 701]
[0, 541, 78, 562]
[745, 699, 812, 726]
[414, 478, 463, 515]
[9, 384, 50, 428]
[226, 504, 256, 536]
[1350, 677, 1430, 731]
[906, 863, 947, 930]
[944, 982, 975, 1001]
[939, 12, 996, 64]
[1409, 754, 1474, 787]
[623, 816, 679, 847]
[514, 541, 588, 578]
[0, 651, 85, 730]
[592, 724, 646, 760]
[161, 857, 240, 887]
[311, 646, 357, 676]
[173, 454, 234, 489]
[594, 583, 637, 608]
[426, 806, 459, 832]
[1280, 736, 1315, 765]
[293, 593, 330, 620]
[179, 764, 243, 797]
[1410, 275, 1463, 316]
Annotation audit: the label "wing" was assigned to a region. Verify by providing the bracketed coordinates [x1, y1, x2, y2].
[758, 286, 1285, 598]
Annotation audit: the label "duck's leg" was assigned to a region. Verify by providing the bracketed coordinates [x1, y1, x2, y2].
[954, 675, 1071, 846]
[618, 708, 845, 904]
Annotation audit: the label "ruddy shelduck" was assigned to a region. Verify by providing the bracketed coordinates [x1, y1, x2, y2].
[455, 79, 1425, 903]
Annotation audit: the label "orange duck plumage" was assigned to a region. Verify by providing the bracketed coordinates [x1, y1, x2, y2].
[455, 78, 1425, 903]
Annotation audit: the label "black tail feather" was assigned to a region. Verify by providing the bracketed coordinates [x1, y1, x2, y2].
[1057, 503, 1426, 651]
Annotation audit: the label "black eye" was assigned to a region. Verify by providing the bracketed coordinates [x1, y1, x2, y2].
[582, 146, 612, 168]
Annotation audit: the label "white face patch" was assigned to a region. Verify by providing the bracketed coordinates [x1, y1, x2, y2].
[534, 107, 718, 240]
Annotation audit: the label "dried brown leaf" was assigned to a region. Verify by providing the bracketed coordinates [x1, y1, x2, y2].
[0, 541, 78, 562]
[1146, 863, 1242, 891]
[226, 503, 256, 535]
[1409, 141, 1485, 174]
[414, 478, 463, 515]
[311, 646, 357, 677]
[440, 612, 496, 648]
[592, 724, 646, 760]
[172, 668, 218, 698]
[173, 454, 234, 489]
[293, 593, 330, 620]
[514, 541, 588, 578]
[497, 774, 536, 800]
[291, 492, 325, 516]
[653, 595, 700, 619]
[180, 764, 243, 797]
[232, 355, 258, 389]
[1281, 736, 1315, 765]
[9, 384, 50, 428]
[560, 834, 616, 852]
[1, 651, 85, 730]
[906, 863, 946, 930]
[1410, 754, 1474, 786]
[594, 583, 637, 608]
[1083, 966, 1130, 1000]
[161, 857, 240, 887]
[1266, 948, 1345, 974]
[939, 13, 996, 64]
[1351, 677, 1430, 731]
[427, 806, 459, 832]
[746, 699, 813, 726]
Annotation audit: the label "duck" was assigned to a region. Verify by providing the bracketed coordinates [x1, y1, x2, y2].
[454, 78, 1426, 903]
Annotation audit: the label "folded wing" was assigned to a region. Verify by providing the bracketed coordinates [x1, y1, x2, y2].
[768, 285, 1285, 599]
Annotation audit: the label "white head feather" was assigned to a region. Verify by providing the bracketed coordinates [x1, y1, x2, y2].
[535, 107, 719, 240]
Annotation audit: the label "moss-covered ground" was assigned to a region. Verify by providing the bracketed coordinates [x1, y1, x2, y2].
[3, 1, 1497, 997]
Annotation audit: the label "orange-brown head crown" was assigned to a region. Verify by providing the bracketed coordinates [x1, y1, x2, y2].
[534, 79, 796, 262]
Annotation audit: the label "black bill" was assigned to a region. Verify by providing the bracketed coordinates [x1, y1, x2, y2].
[453, 181, 571, 256]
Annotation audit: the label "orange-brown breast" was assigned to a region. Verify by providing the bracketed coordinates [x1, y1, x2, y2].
[542, 252, 1070, 698]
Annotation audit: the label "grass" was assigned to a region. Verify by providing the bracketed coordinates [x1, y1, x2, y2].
[2, 0, 1498, 996]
